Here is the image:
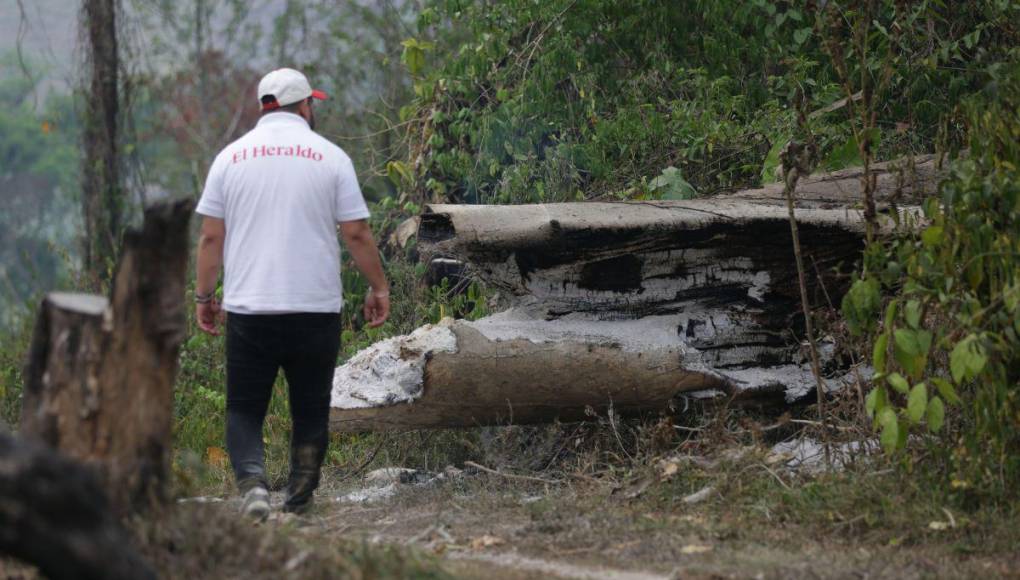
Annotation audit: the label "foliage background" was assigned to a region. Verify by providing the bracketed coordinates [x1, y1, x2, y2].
[0, 0, 1018, 503]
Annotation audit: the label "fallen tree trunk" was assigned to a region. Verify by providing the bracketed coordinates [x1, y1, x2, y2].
[331, 156, 938, 431]
[0, 431, 155, 580]
[20, 198, 193, 513]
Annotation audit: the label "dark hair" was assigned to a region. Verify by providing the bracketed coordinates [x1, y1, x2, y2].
[260, 95, 303, 113]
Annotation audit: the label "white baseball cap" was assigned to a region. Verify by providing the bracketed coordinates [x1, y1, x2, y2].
[257, 68, 328, 111]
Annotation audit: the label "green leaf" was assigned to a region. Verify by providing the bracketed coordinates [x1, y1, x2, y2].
[932, 377, 961, 406]
[884, 300, 899, 331]
[823, 129, 882, 171]
[823, 136, 863, 170]
[865, 388, 878, 418]
[401, 38, 434, 76]
[894, 328, 932, 357]
[386, 160, 413, 187]
[865, 385, 888, 419]
[842, 278, 881, 336]
[967, 258, 985, 290]
[872, 332, 889, 373]
[793, 27, 812, 44]
[760, 137, 787, 183]
[921, 225, 943, 248]
[927, 396, 945, 433]
[904, 300, 922, 329]
[893, 329, 931, 378]
[907, 382, 928, 424]
[950, 334, 988, 383]
[879, 408, 901, 453]
[649, 166, 697, 200]
[918, 331, 933, 354]
[887, 372, 910, 395]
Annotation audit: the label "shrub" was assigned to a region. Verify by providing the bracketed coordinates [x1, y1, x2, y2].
[854, 62, 1020, 498]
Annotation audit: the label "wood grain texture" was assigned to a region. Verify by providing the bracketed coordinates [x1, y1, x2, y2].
[21, 198, 193, 513]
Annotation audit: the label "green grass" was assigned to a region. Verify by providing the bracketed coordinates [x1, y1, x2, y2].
[0, 313, 34, 429]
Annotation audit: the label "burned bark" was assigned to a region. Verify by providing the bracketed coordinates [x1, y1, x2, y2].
[331, 157, 937, 431]
[0, 431, 155, 580]
[21, 198, 193, 513]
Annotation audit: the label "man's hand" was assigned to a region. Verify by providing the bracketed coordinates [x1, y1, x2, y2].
[197, 300, 224, 335]
[340, 219, 391, 329]
[364, 291, 390, 328]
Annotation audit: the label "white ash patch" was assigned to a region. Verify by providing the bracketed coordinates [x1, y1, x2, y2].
[331, 320, 458, 409]
[364, 467, 419, 484]
[768, 438, 874, 473]
[679, 388, 727, 400]
[714, 362, 868, 403]
[176, 496, 225, 504]
[336, 466, 462, 504]
[746, 270, 770, 302]
[470, 308, 689, 354]
[337, 483, 398, 504]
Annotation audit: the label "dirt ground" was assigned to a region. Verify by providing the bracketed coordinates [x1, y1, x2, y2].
[201, 457, 1020, 580]
[5, 442, 1018, 579]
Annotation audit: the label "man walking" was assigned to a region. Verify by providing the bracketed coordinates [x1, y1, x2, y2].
[193, 68, 390, 520]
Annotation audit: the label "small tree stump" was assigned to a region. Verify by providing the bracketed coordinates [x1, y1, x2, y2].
[20, 198, 193, 514]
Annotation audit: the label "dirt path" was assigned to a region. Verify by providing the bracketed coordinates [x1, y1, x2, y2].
[224, 467, 1019, 580]
[444, 552, 670, 580]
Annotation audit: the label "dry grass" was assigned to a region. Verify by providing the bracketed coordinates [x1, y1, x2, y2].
[127, 502, 448, 580]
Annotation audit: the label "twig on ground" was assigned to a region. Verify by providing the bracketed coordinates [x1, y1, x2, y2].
[790, 419, 824, 427]
[606, 405, 635, 462]
[338, 435, 389, 482]
[760, 463, 793, 491]
[672, 425, 705, 432]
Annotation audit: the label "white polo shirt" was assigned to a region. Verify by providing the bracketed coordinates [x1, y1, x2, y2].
[196, 112, 370, 314]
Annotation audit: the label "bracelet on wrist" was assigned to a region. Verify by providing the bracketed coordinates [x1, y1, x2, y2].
[371, 288, 390, 298]
[195, 291, 216, 304]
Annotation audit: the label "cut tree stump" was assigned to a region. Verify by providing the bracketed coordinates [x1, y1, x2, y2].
[330, 156, 939, 431]
[20, 198, 193, 513]
[0, 431, 156, 580]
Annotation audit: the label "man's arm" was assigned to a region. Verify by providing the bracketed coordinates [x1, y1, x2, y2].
[195, 216, 225, 335]
[339, 219, 389, 328]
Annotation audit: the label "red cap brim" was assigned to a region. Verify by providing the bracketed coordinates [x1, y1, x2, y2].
[311, 89, 328, 100]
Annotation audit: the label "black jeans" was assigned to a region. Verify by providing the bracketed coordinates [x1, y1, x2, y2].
[225, 312, 341, 508]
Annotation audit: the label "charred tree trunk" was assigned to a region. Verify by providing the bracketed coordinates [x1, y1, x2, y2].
[0, 432, 155, 580]
[331, 156, 939, 431]
[21, 199, 193, 513]
[81, 0, 122, 287]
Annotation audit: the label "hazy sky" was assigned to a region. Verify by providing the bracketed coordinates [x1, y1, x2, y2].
[0, 0, 294, 100]
[1, 0, 79, 96]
